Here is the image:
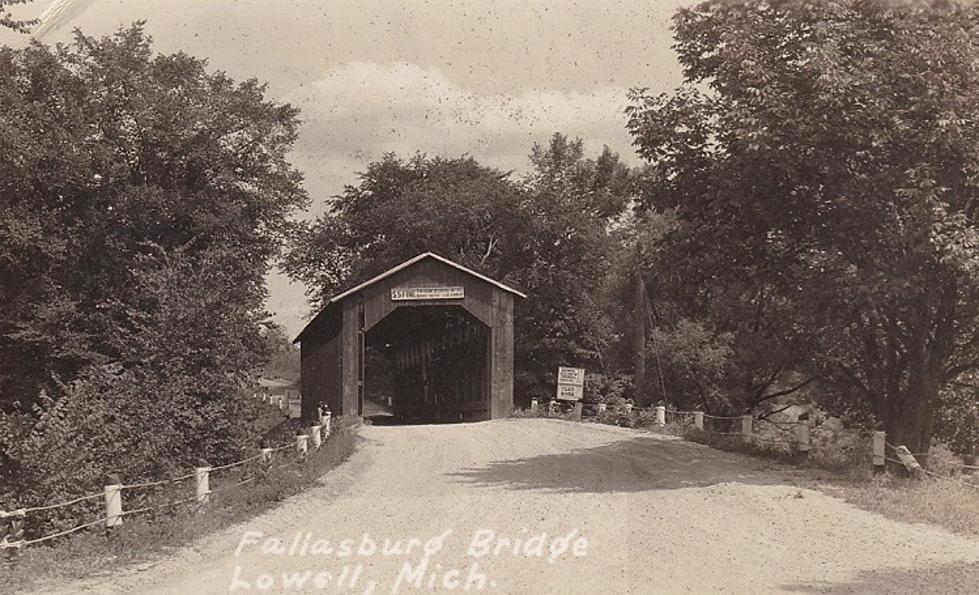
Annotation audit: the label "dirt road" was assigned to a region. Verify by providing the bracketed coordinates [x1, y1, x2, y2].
[33, 419, 979, 594]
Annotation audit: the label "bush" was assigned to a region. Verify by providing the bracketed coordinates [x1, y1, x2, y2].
[0, 366, 278, 537]
[583, 373, 634, 404]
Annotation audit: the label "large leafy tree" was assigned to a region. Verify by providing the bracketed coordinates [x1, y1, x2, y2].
[627, 0, 979, 456]
[285, 137, 630, 399]
[0, 21, 307, 507]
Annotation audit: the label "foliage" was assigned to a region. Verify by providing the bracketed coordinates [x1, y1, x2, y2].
[0, 26, 306, 497]
[260, 322, 301, 383]
[0, 0, 36, 33]
[626, 0, 979, 454]
[284, 135, 635, 399]
[582, 372, 634, 404]
[936, 377, 979, 457]
[0, 247, 277, 513]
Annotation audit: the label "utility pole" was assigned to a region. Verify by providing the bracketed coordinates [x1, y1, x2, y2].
[635, 270, 647, 408]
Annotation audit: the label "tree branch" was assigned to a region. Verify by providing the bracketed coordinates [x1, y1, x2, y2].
[750, 376, 818, 407]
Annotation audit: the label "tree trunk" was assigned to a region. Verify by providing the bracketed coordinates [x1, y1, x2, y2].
[885, 344, 941, 470]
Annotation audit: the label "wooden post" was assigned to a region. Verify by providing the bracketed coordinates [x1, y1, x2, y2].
[104, 474, 123, 529]
[573, 402, 583, 421]
[530, 398, 539, 412]
[598, 403, 607, 413]
[194, 460, 210, 504]
[873, 431, 886, 471]
[693, 411, 704, 430]
[296, 430, 308, 462]
[309, 424, 322, 449]
[259, 441, 273, 478]
[317, 405, 323, 424]
[323, 410, 332, 438]
[895, 445, 924, 478]
[655, 405, 666, 426]
[741, 415, 753, 438]
[793, 423, 811, 455]
[1, 509, 25, 555]
[9, 513, 23, 556]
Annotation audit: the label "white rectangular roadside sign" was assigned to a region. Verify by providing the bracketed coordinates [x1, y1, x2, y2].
[556, 366, 585, 401]
[557, 383, 584, 401]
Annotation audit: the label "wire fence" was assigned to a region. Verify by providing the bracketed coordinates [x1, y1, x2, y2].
[0, 410, 338, 553]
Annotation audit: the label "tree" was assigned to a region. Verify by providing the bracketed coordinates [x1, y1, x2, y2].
[1, 0, 36, 33]
[0, 25, 307, 498]
[260, 322, 300, 382]
[627, 0, 979, 458]
[285, 139, 631, 400]
[0, 25, 307, 410]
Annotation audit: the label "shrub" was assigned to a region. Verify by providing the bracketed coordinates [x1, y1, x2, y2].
[0, 366, 277, 537]
[583, 373, 634, 404]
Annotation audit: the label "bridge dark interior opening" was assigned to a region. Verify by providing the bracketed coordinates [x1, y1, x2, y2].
[364, 305, 489, 424]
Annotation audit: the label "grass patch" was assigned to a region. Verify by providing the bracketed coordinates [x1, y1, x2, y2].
[3, 416, 361, 592]
[829, 474, 979, 537]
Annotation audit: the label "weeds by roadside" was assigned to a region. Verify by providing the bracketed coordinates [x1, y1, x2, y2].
[2, 417, 361, 592]
[831, 474, 979, 537]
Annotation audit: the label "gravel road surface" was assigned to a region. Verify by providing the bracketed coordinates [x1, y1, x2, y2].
[30, 418, 979, 594]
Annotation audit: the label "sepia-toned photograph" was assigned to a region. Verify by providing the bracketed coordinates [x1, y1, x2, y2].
[1, 1, 978, 593]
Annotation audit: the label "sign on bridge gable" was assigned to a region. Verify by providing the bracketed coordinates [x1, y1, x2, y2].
[391, 286, 465, 301]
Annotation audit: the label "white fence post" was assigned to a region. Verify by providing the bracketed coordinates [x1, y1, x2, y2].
[309, 424, 322, 449]
[194, 461, 210, 504]
[655, 405, 666, 426]
[259, 443, 273, 477]
[104, 474, 123, 529]
[693, 411, 704, 430]
[873, 431, 886, 470]
[323, 410, 332, 438]
[598, 403, 607, 413]
[530, 398, 539, 412]
[296, 430, 309, 462]
[794, 423, 811, 455]
[624, 403, 633, 415]
[741, 415, 753, 438]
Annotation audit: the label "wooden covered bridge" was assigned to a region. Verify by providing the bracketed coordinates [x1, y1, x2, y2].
[294, 253, 525, 422]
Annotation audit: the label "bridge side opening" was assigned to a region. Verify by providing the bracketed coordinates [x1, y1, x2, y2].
[365, 305, 489, 424]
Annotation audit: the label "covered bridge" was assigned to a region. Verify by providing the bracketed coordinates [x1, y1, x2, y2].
[294, 252, 525, 422]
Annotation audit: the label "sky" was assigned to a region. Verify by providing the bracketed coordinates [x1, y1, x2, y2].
[2, 0, 689, 337]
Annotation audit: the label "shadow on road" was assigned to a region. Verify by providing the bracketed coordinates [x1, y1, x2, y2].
[780, 560, 979, 593]
[448, 436, 800, 493]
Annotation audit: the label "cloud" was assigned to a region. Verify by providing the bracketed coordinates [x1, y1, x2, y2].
[33, 0, 95, 38]
[286, 62, 638, 214]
